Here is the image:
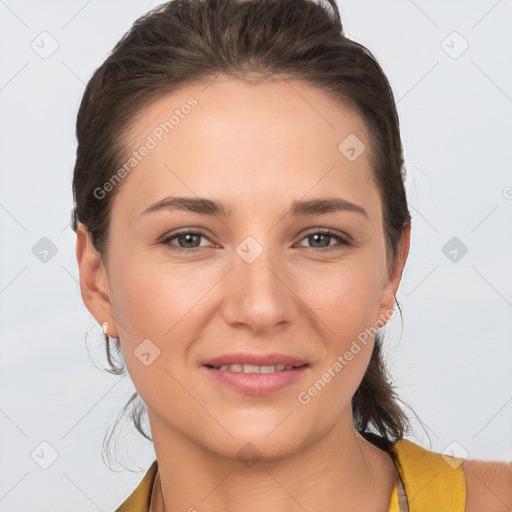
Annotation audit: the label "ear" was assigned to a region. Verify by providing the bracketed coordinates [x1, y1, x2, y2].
[376, 222, 411, 326]
[75, 224, 120, 338]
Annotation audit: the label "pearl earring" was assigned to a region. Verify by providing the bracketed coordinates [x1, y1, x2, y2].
[102, 321, 109, 335]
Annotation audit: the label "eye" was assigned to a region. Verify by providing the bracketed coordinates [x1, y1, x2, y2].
[160, 229, 212, 253]
[296, 229, 350, 252]
[160, 228, 350, 253]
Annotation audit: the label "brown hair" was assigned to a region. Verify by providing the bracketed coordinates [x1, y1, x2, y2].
[71, 0, 421, 466]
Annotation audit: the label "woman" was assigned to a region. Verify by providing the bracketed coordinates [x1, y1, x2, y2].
[72, 0, 512, 510]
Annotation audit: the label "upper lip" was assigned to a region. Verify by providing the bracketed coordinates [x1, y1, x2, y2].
[203, 352, 308, 367]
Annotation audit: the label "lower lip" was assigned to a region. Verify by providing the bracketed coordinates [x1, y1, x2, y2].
[202, 365, 308, 396]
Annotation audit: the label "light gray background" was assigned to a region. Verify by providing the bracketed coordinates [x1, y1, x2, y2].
[1, 0, 511, 510]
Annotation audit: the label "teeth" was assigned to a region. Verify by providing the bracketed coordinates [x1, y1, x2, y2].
[214, 364, 297, 373]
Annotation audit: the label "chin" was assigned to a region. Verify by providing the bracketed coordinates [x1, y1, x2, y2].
[202, 427, 310, 465]
[222, 439, 303, 465]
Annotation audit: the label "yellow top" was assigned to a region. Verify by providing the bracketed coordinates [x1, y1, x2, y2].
[114, 438, 467, 512]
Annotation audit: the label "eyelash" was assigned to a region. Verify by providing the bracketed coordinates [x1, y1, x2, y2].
[160, 228, 350, 254]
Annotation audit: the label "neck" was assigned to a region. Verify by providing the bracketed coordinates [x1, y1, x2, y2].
[148, 412, 396, 512]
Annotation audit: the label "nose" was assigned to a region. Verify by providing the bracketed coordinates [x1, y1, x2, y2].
[221, 240, 297, 335]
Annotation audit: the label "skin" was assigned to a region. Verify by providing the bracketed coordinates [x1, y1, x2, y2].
[463, 459, 512, 511]
[76, 74, 411, 511]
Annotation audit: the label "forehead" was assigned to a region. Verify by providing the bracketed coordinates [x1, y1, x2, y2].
[113, 75, 379, 220]
[127, 75, 370, 153]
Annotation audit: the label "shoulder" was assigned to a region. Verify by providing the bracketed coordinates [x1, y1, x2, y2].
[462, 458, 512, 511]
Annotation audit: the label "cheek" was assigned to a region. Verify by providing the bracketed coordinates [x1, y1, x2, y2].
[295, 264, 380, 416]
[110, 244, 384, 346]
[108, 250, 201, 337]
[303, 257, 383, 339]
[106, 257, 199, 404]
[107, 252, 226, 374]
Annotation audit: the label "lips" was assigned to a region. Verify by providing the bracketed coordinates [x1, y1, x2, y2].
[201, 352, 309, 395]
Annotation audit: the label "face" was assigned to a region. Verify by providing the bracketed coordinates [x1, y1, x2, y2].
[77, 75, 409, 461]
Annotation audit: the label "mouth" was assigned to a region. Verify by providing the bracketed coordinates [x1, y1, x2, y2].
[201, 355, 309, 395]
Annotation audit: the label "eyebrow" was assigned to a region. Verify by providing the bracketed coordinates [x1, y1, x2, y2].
[140, 196, 369, 220]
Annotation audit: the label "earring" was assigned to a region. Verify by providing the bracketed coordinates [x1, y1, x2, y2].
[102, 321, 109, 336]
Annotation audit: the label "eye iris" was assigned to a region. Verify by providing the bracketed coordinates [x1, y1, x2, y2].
[179, 233, 200, 248]
[310, 233, 330, 248]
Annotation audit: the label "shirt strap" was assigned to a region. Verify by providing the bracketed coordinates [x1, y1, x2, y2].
[388, 439, 466, 512]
